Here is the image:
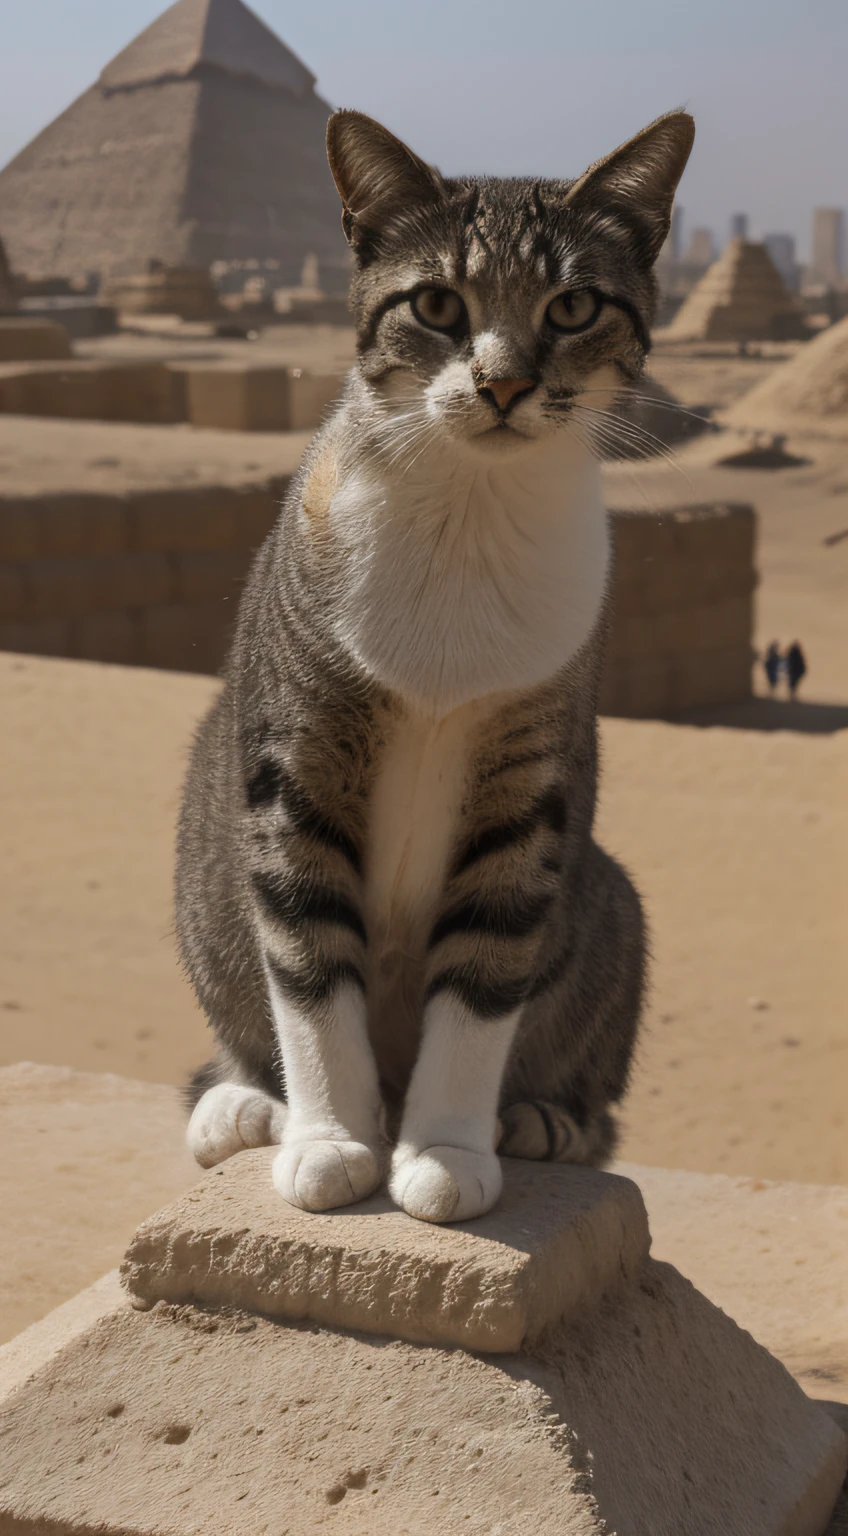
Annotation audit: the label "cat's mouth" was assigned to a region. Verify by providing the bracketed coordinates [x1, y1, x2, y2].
[473, 420, 535, 449]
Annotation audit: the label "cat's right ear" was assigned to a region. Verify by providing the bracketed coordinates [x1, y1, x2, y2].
[327, 111, 445, 254]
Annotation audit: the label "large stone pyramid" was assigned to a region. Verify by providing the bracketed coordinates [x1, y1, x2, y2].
[0, 0, 349, 289]
[0, 237, 18, 314]
[664, 239, 807, 343]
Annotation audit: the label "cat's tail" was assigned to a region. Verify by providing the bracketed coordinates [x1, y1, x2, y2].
[182, 1058, 224, 1114]
[498, 1100, 617, 1166]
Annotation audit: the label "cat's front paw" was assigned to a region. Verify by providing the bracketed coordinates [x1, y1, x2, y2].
[187, 1083, 286, 1169]
[272, 1138, 382, 1212]
[389, 1145, 502, 1223]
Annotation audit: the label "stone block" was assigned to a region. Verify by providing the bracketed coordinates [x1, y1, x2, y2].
[182, 366, 291, 432]
[181, 365, 343, 432]
[0, 616, 71, 659]
[36, 495, 130, 559]
[71, 611, 140, 666]
[0, 361, 187, 424]
[128, 489, 241, 554]
[0, 1163, 844, 1535]
[0, 318, 72, 361]
[599, 655, 673, 718]
[26, 554, 173, 620]
[287, 367, 344, 431]
[137, 600, 231, 673]
[173, 549, 253, 603]
[123, 1150, 650, 1354]
[671, 645, 754, 711]
[0, 563, 27, 622]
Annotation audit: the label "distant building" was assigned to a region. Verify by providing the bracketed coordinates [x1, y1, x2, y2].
[730, 214, 749, 242]
[685, 228, 716, 267]
[764, 233, 798, 292]
[811, 208, 845, 285]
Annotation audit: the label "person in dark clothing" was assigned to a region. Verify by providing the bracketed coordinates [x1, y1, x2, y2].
[763, 641, 782, 693]
[785, 641, 807, 699]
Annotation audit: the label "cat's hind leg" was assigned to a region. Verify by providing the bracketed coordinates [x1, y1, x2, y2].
[498, 1100, 616, 1166]
[187, 1081, 288, 1170]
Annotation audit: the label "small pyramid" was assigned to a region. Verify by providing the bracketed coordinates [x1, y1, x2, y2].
[727, 314, 848, 434]
[0, 236, 18, 314]
[0, 0, 348, 288]
[664, 240, 807, 343]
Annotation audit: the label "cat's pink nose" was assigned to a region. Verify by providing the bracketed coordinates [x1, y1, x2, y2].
[478, 377, 536, 414]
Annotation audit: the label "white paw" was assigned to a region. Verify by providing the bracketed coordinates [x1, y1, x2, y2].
[389, 1145, 503, 1224]
[272, 1138, 382, 1212]
[187, 1083, 286, 1170]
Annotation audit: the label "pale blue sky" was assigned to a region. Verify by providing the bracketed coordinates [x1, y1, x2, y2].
[2, 0, 845, 259]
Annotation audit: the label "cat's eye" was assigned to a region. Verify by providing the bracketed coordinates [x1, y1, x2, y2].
[411, 287, 465, 333]
[546, 290, 601, 333]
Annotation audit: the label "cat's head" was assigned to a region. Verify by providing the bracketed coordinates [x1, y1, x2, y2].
[327, 109, 693, 461]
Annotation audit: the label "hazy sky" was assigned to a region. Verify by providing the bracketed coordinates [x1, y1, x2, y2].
[2, 0, 846, 259]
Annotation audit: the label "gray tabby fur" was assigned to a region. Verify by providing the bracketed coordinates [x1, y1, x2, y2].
[176, 107, 694, 1220]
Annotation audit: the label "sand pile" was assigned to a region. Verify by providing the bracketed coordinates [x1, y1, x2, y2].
[727, 316, 848, 436]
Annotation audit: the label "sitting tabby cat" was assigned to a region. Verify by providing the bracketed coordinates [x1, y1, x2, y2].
[177, 107, 694, 1223]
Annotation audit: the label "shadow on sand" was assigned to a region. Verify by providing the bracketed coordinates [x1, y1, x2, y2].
[668, 698, 848, 734]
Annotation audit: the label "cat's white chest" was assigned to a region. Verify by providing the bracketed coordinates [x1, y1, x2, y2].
[363, 700, 490, 1084]
[328, 439, 609, 716]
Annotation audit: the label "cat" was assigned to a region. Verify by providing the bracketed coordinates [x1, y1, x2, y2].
[176, 106, 694, 1223]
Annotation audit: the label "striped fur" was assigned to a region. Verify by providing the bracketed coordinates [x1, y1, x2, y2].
[177, 109, 692, 1221]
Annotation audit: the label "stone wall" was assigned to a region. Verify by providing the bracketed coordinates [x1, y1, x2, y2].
[0, 483, 288, 674]
[601, 502, 756, 716]
[0, 360, 342, 431]
[0, 492, 756, 713]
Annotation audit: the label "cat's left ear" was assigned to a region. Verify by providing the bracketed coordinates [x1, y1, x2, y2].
[565, 111, 695, 264]
[327, 110, 445, 255]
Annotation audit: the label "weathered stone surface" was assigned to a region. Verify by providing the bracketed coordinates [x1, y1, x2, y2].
[618, 1162, 848, 1406]
[0, 1261, 844, 1536]
[0, 1270, 125, 1402]
[122, 1149, 650, 1353]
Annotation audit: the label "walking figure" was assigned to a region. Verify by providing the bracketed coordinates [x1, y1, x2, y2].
[785, 641, 807, 699]
[763, 641, 782, 694]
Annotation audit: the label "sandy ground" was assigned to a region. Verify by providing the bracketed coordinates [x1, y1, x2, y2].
[1, 650, 845, 1188]
[0, 413, 309, 495]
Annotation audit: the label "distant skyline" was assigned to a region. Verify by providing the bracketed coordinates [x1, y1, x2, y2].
[1, 0, 846, 262]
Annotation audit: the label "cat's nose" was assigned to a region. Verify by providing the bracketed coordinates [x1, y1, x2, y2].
[476, 377, 536, 414]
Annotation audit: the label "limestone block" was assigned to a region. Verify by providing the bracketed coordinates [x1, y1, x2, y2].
[672, 644, 755, 711]
[181, 365, 291, 431]
[599, 655, 673, 717]
[286, 367, 344, 430]
[0, 361, 186, 423]
[122, 1150, 650, 1353]
[137, 599, 234, 674]
[617, 1163, 848, 1407]
[181, 364, 342, 432]
[0, 318, 72, 361]
[0, 1253, 844, 1533]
